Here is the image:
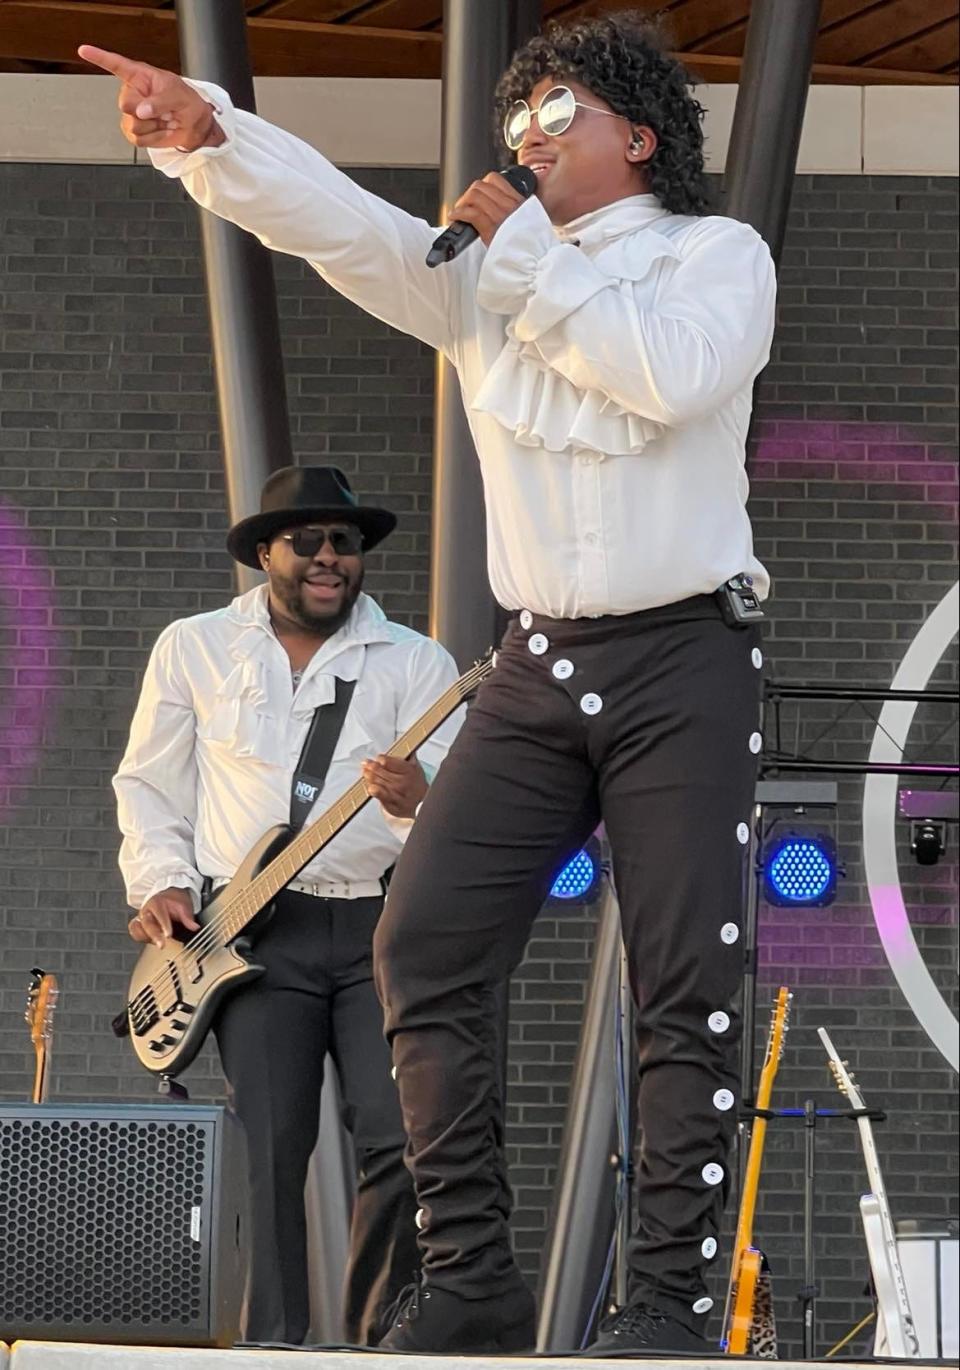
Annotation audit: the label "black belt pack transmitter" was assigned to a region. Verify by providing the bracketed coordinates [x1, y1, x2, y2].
[718, 573, 765, 628]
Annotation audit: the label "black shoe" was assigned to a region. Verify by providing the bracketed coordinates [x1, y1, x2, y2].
[378, 1278, 536, 1354]
[587, 1301, 711, 1356]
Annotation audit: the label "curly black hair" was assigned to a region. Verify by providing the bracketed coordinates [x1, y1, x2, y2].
[494, 10, 712, 217]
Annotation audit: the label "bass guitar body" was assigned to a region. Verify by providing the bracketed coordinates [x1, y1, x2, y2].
[726, 1246, 761, 1355]
[126, 824, 293, 1075]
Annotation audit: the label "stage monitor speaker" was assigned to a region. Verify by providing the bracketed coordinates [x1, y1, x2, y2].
[0, 1103, 247, 1347]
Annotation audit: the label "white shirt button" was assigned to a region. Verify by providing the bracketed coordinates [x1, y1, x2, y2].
[584, 532, 599, 546]
[519, 609, 533, 630]
[692, 1296, 714, 1315]
[749, 731, 763, 754]
[708, 1011, 730, 1034]
[528, 633, 549, 656]
[701, 1237, 718, 1260]
[552, 659, 574, 680]
[415, 1207, 424, 1230]
[713, 1088, 735, 1111]
[701, 1162, 724, 1186]
[390, 1066, 397, 1081]
[720, 922, 740, 945]
[751, 647, 763, 669]
[580, 693, 603, 715]
[579, 454, 596, 466]
[736, 822, 750, 845]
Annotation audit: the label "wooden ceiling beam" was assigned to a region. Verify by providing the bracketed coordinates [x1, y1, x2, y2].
[867, 18, 959, 72]
[0, 0, 955, 82]
[0, 1, 443, 77]
[656, 0, 752, 51]
[815, 0, 956, 65]
[681, 51, 957, 84]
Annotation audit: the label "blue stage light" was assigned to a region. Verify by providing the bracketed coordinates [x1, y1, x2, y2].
[763, 832, 838, 907]
[549, 843, 601, 902]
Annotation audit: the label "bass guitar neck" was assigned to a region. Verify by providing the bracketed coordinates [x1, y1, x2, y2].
[722, 986, 791, 1355]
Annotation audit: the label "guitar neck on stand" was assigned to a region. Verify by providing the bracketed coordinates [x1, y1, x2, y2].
[818, 1027, 920, 1359]
[722, 986, 791, 1355]
[25, 969, 59, 1105]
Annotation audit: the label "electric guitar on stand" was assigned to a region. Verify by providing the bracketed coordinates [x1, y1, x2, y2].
[722, 985, 792, 1356]
[117, 654, 494, 1078]
[25, 968, 59, 1104]
[818, 1027, 920, 1359]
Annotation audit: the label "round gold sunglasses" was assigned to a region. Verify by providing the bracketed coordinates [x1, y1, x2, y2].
[503, 85, 629, 151]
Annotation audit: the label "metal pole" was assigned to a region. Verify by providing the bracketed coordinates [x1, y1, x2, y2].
[767, 686, 958, 704]
[175, 0, 292, 595]
[739, 803, 764, 1113]
[508, 0, 544, 55]
[723, 0, 823, 267]
[763, 760, 959, 778]
[801, 1097, 819, 1358]
[429, 0, 541, 668]
[537, 876, 621, 1353]
[613, 941, 633, 1311]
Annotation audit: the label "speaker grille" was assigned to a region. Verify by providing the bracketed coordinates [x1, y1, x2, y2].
[0, 1115, 211, 1331]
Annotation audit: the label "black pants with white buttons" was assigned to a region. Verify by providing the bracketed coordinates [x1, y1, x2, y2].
[374, 596, 763, 1334]
[215, 891, 418, 1346]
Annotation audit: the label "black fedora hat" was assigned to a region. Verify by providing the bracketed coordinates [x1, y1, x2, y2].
[226, 466, 397, 569]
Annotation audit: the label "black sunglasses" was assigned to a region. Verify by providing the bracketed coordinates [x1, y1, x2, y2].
[279, 525, 364, 558]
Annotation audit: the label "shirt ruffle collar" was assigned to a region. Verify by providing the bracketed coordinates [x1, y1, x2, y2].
[217, 587, 395, 734]
[471, 195, 679, 458]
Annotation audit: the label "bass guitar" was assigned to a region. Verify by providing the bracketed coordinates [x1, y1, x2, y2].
[118, 653, 494, 1077]
[818, 1027, 920, 1359]
[25, 968, 59, 1104]
[722, 985, 791, 1355]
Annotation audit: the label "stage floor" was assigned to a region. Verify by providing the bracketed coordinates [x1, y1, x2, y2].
[3, 1346, 885, 1370]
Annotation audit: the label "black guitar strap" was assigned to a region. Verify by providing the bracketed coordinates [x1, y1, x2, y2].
[289, 676, 357, 833]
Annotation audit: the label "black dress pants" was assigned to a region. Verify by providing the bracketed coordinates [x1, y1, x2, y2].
[374, 595, 763, 1335]
[214, 890, 417, 1346]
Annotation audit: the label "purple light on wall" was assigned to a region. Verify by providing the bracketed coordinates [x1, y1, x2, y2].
[751, 417, 959, 525]
[0, 501, 64, 819]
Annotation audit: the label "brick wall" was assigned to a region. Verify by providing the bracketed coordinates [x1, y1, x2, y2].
[0, 163, 956, 1356]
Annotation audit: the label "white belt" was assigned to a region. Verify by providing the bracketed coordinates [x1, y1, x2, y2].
[211, 876, 383, 900]
[285, 877, 384, 900]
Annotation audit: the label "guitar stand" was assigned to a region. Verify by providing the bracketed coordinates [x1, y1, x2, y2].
[158, 1073, 190, 1101]
[741, 1100, 888, 1358]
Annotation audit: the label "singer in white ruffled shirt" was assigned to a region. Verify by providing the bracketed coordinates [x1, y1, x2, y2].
[82, 11, 778, 1357]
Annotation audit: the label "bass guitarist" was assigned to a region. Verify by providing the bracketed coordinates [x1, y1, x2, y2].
[113, 465, 461, 1348]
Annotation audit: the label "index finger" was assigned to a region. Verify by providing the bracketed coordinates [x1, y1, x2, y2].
[485, 172, 525, 202]
[372, 754, 415, 774]
[77, 44, 149, 88]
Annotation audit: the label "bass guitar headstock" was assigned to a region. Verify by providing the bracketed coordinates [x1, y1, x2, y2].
[25, 968, 59, 1049]
[462, 649, 497, 695]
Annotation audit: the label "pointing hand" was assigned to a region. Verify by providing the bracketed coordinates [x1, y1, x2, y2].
[77, 45, 225, 151]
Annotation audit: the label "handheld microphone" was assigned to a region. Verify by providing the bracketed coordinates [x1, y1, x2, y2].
[425, 165, 537, 268]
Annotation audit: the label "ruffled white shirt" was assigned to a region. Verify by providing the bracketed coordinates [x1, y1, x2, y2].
[113, 588, 461, 910]
[152, 85, 776, 619]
